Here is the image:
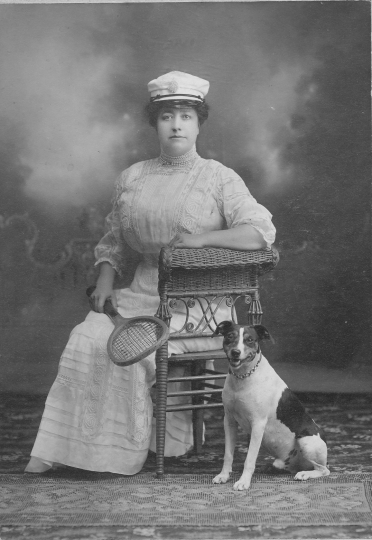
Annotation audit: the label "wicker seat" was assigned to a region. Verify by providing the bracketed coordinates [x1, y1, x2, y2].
[154, 246, 279, 477]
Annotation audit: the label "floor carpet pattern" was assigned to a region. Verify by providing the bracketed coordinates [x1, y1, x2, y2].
[1, 473, 371, 527]
[1, 393, 372, 539]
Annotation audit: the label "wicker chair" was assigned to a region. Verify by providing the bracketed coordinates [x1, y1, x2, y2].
[154, 246, 279, 477]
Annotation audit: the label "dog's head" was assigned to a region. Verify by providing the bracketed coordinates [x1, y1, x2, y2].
[214, 320, 271, 369]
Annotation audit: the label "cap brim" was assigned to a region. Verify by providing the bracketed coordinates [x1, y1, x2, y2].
[150, 94, 204, 103]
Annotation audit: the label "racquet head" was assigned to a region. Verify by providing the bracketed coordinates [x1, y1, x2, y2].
[108, 316, 169, 366]
[86, 286, 169, 367]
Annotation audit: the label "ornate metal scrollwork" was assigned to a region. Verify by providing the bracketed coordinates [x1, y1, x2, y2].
[167, 293, 245, 336]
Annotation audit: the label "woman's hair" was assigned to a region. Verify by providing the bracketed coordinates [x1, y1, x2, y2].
[144, 100, 209, 128]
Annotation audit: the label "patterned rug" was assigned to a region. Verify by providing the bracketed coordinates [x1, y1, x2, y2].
[1, 472, 371, 527]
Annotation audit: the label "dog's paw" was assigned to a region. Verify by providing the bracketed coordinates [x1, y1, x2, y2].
[233, 477, 251, 491]
[295, 468, 327, 481]
[212, 472, 230, 484]
[294, 471, 312, 481]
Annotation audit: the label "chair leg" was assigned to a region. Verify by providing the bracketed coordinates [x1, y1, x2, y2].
[192, 409, 204, 454]
[191, 360, 206, 454]
[155, 343, 169, 478]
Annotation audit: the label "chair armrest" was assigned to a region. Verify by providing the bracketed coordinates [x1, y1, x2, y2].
[158, 246, 279, 280]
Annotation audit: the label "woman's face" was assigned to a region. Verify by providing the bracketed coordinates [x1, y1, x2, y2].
[156, 106, 199, 157]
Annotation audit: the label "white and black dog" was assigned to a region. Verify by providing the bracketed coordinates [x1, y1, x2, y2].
[212, 321, 330, 491]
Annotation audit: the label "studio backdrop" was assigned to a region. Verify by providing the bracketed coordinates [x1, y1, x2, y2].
[0, 2, 370, 393]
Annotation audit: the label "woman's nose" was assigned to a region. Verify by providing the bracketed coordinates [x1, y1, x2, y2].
[171, 117, 181, 130]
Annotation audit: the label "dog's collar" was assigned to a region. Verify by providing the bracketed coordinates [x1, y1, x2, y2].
[229, 352, 262, 379]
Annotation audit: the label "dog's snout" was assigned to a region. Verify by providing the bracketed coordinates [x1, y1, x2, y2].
[231, 349, 241, 358]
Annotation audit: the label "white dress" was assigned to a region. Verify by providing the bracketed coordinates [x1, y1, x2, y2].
[26, 146, 275, 475]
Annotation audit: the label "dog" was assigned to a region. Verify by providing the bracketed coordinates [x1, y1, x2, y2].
[212, 321, 330, 491]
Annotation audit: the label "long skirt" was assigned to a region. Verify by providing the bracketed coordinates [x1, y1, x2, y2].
[25, 287, 226, 475]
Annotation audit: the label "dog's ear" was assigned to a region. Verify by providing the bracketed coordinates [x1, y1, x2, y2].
[252, 325, 273, 342]
[213, 320, 234, 337]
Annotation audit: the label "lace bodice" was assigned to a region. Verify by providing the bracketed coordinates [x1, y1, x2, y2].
[95, 147, 276, 288]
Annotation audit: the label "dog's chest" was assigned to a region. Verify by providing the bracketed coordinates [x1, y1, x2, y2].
[222, 382, 298, 455]
[222, 366, 289, 432]
[222, 384, 265, 432]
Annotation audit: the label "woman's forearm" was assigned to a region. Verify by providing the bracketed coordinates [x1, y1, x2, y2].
[97, 261, 116, 287]
[170, 224, 267, 250]
[199, 225, 266, 250]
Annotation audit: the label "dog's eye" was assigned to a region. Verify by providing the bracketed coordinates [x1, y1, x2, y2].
[245, 337, 254, 344]
[226, 332, 235, 340]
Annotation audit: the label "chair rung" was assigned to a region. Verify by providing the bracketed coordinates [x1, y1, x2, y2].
[169, 350, 226, 362]
[165, 402, 224, 412]
[167, 373, 227, 383]
[167, 388, 222, 398]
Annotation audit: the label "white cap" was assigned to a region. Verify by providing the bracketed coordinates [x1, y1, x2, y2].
[147, 71, 209, 103]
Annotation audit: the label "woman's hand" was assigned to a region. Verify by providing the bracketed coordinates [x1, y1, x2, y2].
[169, 233, 204, 249]
[90, 262, 117, 313]
[89, 283, 117, 313]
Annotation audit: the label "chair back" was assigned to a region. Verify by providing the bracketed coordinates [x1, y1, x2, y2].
[156, 246, 279, 334]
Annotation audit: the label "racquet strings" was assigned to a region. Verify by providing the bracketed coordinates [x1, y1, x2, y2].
[110, 320, 165, 364]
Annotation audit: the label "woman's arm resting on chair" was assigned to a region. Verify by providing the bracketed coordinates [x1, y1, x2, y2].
[169, 224, 267, 251]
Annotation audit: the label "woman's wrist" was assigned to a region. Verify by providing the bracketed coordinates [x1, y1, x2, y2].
[96, 262, 116, 288]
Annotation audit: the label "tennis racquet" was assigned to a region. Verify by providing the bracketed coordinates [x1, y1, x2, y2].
[86, 286, 170, 367]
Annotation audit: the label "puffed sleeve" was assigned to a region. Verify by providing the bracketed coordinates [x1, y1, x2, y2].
[217, 166, 276, 247]
[94, 171, 134, 277]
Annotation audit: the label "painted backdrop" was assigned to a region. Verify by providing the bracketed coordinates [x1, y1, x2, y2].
[0, 2, 370, 393]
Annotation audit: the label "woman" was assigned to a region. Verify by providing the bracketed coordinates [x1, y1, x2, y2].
[25, 71, 276, 475]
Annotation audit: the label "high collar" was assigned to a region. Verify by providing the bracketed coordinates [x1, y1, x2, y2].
[159, 145, 198, 167]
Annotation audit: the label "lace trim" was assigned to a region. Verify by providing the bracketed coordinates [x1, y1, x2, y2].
[56, 372, 85, 389]
[128, 362, 153, 446]
[172, 160, 216, 237]
[80, 324, 114, 441]
[159, 146, 198, 166]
